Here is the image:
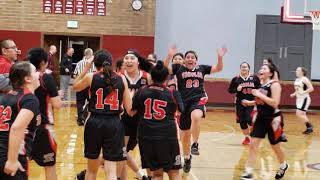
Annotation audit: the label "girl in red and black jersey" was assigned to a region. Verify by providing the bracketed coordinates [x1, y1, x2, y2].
[120, 50, 152, 180]
[73, 49, 134, 180]
[228, 62, 260, 145]
[133, 61, 184, 180]
[164, 47, 227, 173]
[0, 61, 40, 179]
[167, 52, 184, 90]
[27, 48, 62, 180]
[241, 64, 288, 180]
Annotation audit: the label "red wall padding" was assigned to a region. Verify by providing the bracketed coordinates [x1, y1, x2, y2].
[102, 35, 154, 62]
[0, 30, 42, 60]
[205, 80, 320, 108]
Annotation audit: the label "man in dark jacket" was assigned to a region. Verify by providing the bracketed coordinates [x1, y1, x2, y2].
[59, 47, 74, 100]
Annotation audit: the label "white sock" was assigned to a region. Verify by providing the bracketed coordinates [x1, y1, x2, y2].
[280, 162, 288, 169]
[135, 169, 144, 179]
[245, 167, 253, 173]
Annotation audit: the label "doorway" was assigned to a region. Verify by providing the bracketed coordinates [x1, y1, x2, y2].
[254, 15, 313, 80]
[43, 35, 101, 74]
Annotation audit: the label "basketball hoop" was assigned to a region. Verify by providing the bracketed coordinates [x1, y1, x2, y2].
[309, 11, 320, 30]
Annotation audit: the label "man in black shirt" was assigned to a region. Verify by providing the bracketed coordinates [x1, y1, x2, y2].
[59, 47, 74, 101]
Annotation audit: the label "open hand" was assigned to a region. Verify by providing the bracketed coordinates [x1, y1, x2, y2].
[217, 47, 228, 57]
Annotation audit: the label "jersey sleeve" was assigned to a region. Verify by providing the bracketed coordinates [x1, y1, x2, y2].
[43, 74, 59, 97]
[172, 64, 182, 75]
[20, 94, 40, 116]
[173, 90, 184, 113]
[228, 77, 238, 94]
[201, 65, 212, 75]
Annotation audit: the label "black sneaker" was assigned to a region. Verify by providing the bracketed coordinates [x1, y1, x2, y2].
[76, 170, 86, 180]
[303, 127, 313, 134]
[141, 176, 149, 180]
[183, 155, 192, 173]
[275, 163, 288, 179]
[240, 171, 253, 180]
[77, 120, 84, 126]
[279, 134, 288, 142]
[191, 143, 200, 155]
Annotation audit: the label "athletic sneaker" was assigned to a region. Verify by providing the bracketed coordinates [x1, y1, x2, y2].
[242, 137, 250, 145]
[75, 170, 86, 180]
[183, 155, 192, 173]
[275, 163, 289, 179]
[303, 127, 313, 134]
[141, 176, 149, 180]
[240, 171, 253, 180]
[191, 143, 200, 155]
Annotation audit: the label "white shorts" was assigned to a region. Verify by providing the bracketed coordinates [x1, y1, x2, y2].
[296, 96, 311, 111]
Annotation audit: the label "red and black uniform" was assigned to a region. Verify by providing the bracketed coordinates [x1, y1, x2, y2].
[0, 89, 40, 180]
[172, 64, 211, 130]
[31, 72, 59, 167]
[250, 80, 284, 145]
[132, 84, 184, 171]
[85, 72, 126, 161]
[122, 70, 148, 151]
[228, 74, 260, 129]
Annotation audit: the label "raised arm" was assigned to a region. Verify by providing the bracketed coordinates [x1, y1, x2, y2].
[163, 45, 177, 75]
[73, 56, 94, 92]
[210, 47, 227, 73]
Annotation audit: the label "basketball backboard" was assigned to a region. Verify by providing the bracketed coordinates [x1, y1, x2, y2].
[281, 0, 320, 23]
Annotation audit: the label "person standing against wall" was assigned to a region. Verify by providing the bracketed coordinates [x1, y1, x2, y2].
[0, 39, 18, 92]
[59, 47, 74, 101]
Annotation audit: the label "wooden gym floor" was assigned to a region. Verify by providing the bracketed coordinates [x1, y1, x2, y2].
[28, 102, 320, 180]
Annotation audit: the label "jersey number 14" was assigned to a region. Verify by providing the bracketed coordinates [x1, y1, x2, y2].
[95, 89, 119, 110]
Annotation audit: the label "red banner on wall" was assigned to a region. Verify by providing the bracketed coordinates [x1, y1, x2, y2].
[86, 0, 95, 15]
[43, 0, 53, 13]
[53, 0, 64, 14]
[97, 0, 106, 16]
[65, 0, 74, 14]
[75, 0, 85, 15]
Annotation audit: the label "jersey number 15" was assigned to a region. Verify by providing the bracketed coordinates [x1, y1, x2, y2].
[144, 98, 167, 120]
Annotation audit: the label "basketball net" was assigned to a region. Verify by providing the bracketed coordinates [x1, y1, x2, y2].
[309, 11, 320, 30]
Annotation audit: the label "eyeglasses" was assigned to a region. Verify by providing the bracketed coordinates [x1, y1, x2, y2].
[5, 46, 18, 51]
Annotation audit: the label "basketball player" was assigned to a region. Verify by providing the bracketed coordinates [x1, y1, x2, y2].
[167, 53, 184, 90]
[290, 67, 314, 134]
[73, 49, 133, 180]
[241, 64, 288, 180]
[27, 48, 62, 180]
[228, 62, 260, 145]
[164, 47, 227, 173]
[119, 50, 152, 180]
[263, 58, 279, 80]
[0, 61, 40, 179]
[132, 61, 184, 180]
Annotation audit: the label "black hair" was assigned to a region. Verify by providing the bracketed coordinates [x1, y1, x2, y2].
[27, 48, 48, 70]
[9, 61, 32, 89]
[263, 64, 278, 79]
[94, 49, 116, 92]
[115, 57, 124, 72]
[0, 39, 13, 55]
[264, 58, 280, 79]
[151, 61, 169, 84]
[172, 53, 184, 62]
[240, 62, 250, 70]
[126, 49, 153, 72]
[185, 50, 198, 60]
[148, 53, 157, 61]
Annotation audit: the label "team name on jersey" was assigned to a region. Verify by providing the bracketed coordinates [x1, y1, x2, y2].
[240, 82, 255, 88]
[181, 72, 204, 79]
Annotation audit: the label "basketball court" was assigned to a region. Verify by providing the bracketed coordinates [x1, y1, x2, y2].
[27, 105, 320, 180]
